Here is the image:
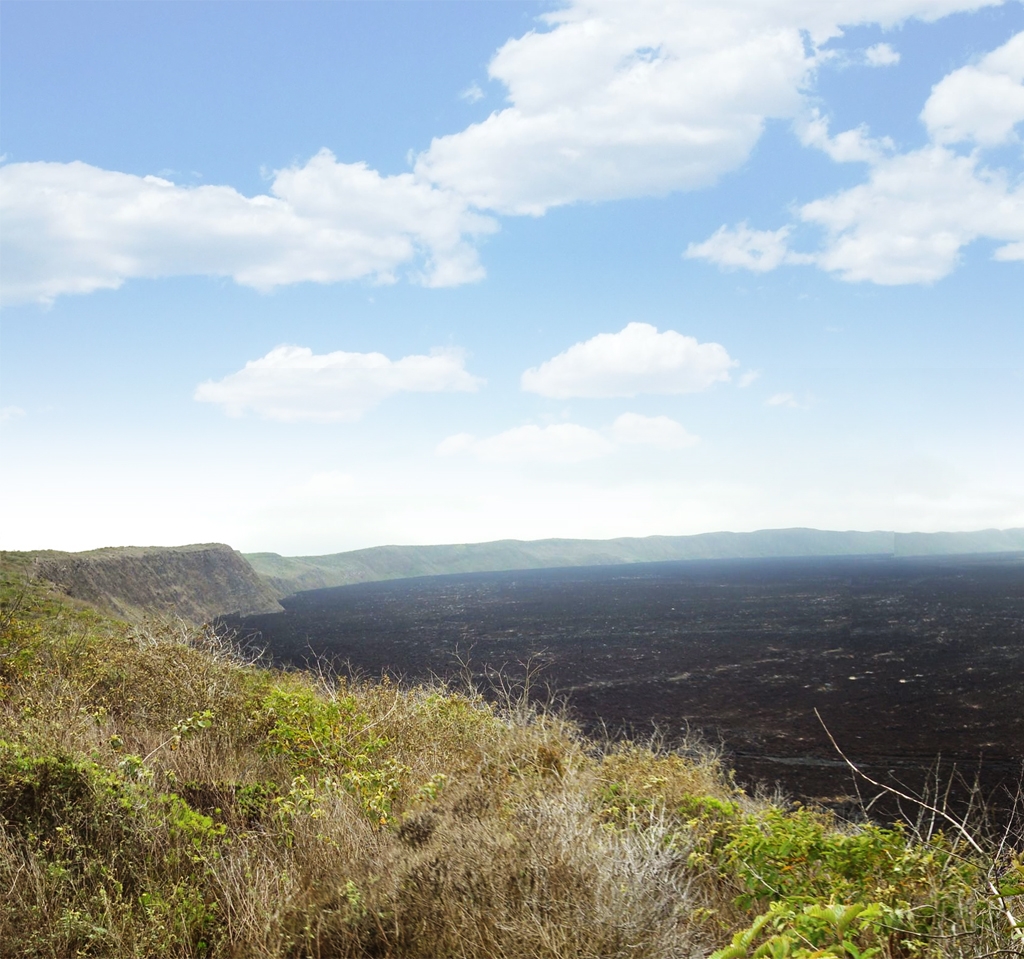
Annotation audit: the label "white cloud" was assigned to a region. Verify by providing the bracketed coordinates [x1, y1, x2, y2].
[796, 110, 894, 163]
[438, 412, 699, 463]
[737, 370, 761, 388]
[689, 29, 1024, 286]
[993, 240, 1024, 262]
[800, 146, 1024, 284]
[0, 406, 26, 422]
[864, 42, 900, 66]
[521, 322, 736, 398]
[446, 423, 615, 464]
[416, 3, 808, 215]
[608, 412, 699, 450]
[684, 223, 798, 272]
[194, 344, 484, 423]
[0, 149, 496, 305]
[921, 31, 1024, 146]
[460, 82, 485, 103]
[414, 1, 1002, 216]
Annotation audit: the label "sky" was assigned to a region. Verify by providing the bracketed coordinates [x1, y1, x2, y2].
[1, 0, 1022, 556]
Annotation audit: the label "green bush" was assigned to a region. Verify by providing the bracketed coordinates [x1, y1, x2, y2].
[723, 807, 975, 912]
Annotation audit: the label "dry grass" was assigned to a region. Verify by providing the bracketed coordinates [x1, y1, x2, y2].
[1, 572, 1020, 959]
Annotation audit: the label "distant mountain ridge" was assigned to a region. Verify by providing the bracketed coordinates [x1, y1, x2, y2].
[246, 527, 1024, 598]
[7, 530, 1020, 621]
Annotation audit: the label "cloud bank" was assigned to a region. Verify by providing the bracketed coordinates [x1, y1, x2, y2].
[0, 150, 495, 305]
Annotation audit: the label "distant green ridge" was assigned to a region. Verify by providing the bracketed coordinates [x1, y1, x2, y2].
[245, 527, 1024, 597]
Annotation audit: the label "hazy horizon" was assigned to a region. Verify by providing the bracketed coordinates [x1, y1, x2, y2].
[2, 1, 1022, 555]
[8, 524, 1024, 561]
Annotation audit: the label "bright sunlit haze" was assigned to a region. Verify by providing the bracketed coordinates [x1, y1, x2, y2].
[1, 0, 1022, 555]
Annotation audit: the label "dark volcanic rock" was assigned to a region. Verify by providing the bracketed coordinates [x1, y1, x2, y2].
[226, 553, 1024, 823]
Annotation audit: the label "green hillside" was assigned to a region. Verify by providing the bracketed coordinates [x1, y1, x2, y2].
[247, 527, 1024, 597]
[893, 528, 1024, 555]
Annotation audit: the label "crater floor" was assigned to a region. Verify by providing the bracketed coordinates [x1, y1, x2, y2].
[227, 553, 1024, 823]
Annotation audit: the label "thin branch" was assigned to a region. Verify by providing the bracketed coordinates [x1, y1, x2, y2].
[814, 708, 1020, 937]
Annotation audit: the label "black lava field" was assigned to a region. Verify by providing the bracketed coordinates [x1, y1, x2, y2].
[224, 553, 1024, 823]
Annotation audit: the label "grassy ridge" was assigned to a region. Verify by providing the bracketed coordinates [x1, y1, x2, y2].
[1, 569, 1021, 957]
[246, 528, 1024, 596]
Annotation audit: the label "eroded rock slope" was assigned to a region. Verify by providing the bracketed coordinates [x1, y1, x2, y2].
[26, 543, 283, 623]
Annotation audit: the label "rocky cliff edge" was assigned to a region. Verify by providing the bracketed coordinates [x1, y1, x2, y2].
[21, 543, 283, 623]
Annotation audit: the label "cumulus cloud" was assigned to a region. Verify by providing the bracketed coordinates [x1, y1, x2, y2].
[799, 146, 1024, 283]
[796, 110, 895, 163]
[688, 29, 1024, 286]
[521, 323, 736, 398]
[416, 3, 807, 215]
[194, 344, 484, 422]
[684, 223, 799, 272]
[414, 0, 1002, 216]
[921, 31, 1024, 146]
[608, 412, 699, 450]
[864, 42, 900, 66]
[994, 240, 1024, 262]
[0, 149, 496, 305]
[438, 412, 699, 463]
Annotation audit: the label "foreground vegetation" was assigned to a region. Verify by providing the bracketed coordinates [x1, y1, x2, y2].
[1, 568, 1021, 958]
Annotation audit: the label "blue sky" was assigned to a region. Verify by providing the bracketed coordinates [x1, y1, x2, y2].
[1, 0, 1022, 555]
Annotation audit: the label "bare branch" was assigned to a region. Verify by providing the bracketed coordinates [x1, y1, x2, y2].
[815, 708, 1021, 938]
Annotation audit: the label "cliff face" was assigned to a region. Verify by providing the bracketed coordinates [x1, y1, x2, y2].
[30, 543, 283, 623]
